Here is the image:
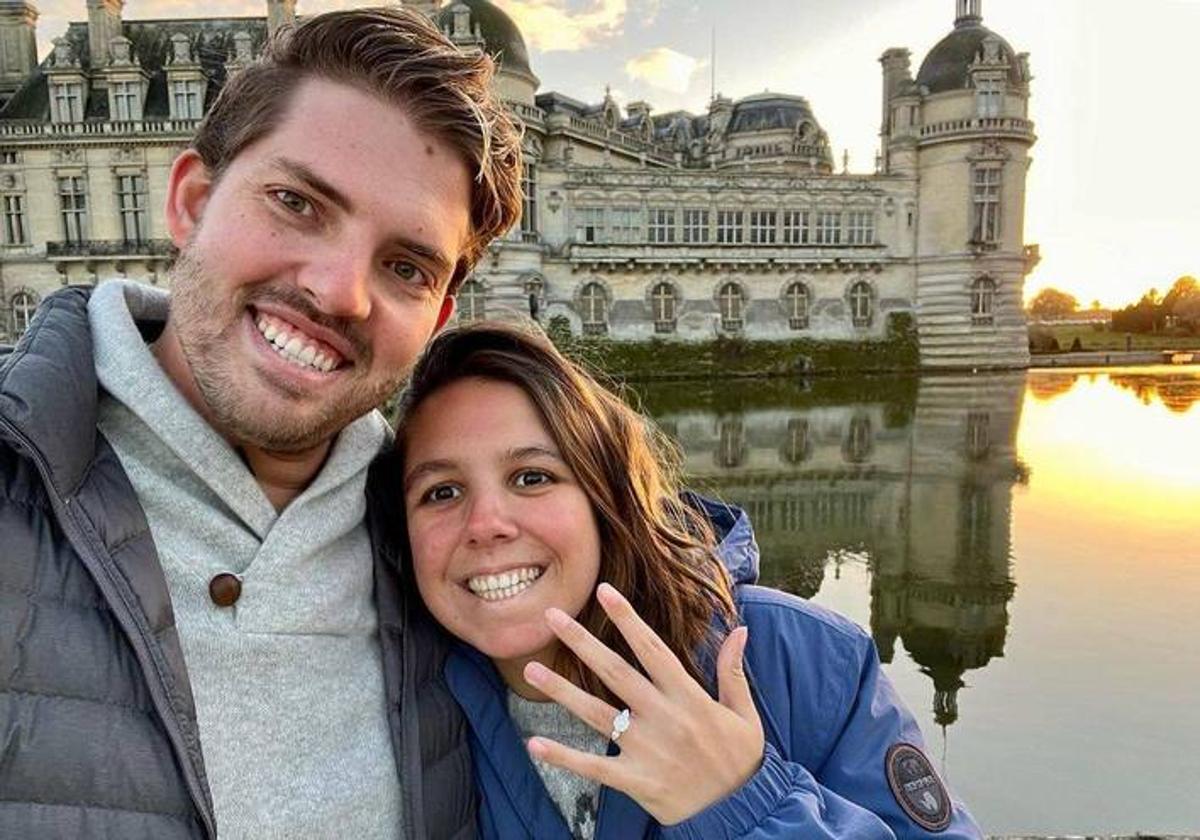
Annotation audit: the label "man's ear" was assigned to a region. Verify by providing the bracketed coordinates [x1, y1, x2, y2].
[434, 295, 456, 332]
[165, 149, 214, 249]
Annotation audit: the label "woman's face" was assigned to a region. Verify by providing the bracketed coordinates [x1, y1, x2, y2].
[402, 376, 602, 688]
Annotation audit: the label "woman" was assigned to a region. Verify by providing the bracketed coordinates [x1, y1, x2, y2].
[391, 322, 981, 839]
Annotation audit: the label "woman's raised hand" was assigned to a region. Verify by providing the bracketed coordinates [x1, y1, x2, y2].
[523, 583, 765, 826]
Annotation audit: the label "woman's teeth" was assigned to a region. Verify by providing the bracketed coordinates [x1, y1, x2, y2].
[255, 314, 340, 373]
[467, 566, 544, 602]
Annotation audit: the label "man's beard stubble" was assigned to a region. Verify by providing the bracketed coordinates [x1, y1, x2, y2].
[167, 248, 405, 453]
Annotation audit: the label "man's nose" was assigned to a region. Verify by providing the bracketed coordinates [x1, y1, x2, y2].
[298, 244, 373, 321]
[464, 491, 519, 546]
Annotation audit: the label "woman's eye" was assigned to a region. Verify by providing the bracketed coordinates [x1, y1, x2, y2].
[273, 189, 313, 216]
[514, 470, 552, 489]
[422, 484, 461, 503]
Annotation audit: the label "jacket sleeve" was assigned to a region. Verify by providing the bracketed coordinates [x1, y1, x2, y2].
[662, 593, 982, 839]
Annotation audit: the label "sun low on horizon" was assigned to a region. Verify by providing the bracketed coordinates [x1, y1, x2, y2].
[30, 0, 1198, 309]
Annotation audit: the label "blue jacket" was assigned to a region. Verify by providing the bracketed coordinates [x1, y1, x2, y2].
[444, 498, 983, 839]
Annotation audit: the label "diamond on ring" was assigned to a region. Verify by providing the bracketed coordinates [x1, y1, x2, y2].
[610, 708, 631, 742]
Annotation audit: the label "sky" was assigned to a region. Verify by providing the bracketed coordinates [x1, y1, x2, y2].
[30, 0, 1200, 308]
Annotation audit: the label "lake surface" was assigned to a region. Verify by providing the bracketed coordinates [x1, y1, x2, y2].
[633, 366, 1200, 836]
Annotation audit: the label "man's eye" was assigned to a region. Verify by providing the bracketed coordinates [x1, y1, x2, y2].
[273, 189, 313, 216]
[422, 484, 461, 503]
[514, 470, 552, 489]
[387, 260, 427, 286]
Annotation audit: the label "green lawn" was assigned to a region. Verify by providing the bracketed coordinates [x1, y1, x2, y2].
[1036, 324, 1200, 352]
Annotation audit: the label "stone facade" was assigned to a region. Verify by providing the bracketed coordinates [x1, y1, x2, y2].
[0, 0, 1038, 369]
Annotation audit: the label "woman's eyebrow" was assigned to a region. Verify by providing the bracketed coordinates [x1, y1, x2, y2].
[506, 445, 563, 463]
[403, 459, 455, 492]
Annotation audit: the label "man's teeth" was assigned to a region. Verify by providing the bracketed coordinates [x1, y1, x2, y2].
[255, 315, 339, 373]
[467, 567, 544, 602]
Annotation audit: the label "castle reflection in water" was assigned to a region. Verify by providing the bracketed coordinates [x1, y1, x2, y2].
[638, 374, 1026, 727]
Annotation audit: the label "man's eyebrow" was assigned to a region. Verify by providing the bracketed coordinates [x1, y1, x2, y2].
[269, 156, 353, 213]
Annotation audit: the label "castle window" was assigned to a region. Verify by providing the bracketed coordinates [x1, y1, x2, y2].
[849, 281, 873, 327]
[683, 209, 709, 243]
[171, 79, 205, 120]
[117, 174, 148, 243]
[52, 83, 84, 124]
[749, 210, 777, 244]
[846, 211, 875, 245]
[58, 176, 88, 244]
[579, 282, 607, 335]
[716, 418, 745, 468]
[111, 80, 140, 121]
[718, 282, 745, 333]
[843, 415, 873, 464]
[971, 276, 997, 325]
[971, 166, 1001, 244]
[574, 206, 605, 243]
[815, 211, 841, 245]
[520, 163, 538, 241]
[784, 282, 809, 330]
[1, 151, 19, 165]
[459, 280, 486, 321]
[782, 210, 809, 245]
[3, 195, 27, 245]
[966, 411, 991, 460]
[610, 206, 642, 243]
[9, 290, 38, 337]
[650, 282, 677, 334]
[781, 417, 811, 465]
[647, 208, 676, 244]
[976, 78, 1004, 118]
[716, 210, 743, 244]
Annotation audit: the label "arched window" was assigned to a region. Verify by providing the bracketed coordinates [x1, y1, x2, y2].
[579, 282, 607, 336]
[971, 276, 996, 326]
[718, 282, 745, 333]
[843, 414, 873, 464]
[849, 281, 873, 328]
[716, 418, 745, 468]
[9, 290, 38, 337]
[784, 282, 809, 330]
[780, 417, 811, 465]
[650, 282, 677, 334]
[459, 280, 486, 322]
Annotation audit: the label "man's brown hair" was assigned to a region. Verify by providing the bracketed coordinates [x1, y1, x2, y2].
[192, 7, 523, 291]
[392, 323, 739, 706]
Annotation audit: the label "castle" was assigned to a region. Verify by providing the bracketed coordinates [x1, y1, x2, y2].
[0, 0, 1037, 368]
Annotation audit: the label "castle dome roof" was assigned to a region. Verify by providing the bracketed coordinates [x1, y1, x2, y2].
[436, 0, 533, 78]
[916, 21, 1022, 94]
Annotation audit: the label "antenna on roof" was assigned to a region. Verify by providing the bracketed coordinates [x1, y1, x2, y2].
[710, 25, 717, 104]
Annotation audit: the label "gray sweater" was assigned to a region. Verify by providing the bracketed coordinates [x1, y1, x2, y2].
[90, 280, 402, 840]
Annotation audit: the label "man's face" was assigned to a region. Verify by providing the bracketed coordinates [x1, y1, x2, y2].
[164, 77, 471, 452]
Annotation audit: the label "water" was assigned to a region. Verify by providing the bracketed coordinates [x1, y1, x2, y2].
[633, 366, 1200, 835]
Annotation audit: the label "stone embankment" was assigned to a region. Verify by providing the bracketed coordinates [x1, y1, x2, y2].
[991, 835, 1199, 839]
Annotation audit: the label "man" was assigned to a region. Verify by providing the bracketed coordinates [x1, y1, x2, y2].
[0, 9, 522, 839]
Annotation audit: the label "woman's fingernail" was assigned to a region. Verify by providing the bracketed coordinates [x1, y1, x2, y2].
[525, 661, 548, 683]
[545, 608, 570, 629]
[527, 737, 548, 759]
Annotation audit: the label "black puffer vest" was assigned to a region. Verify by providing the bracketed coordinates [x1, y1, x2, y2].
[0, 287, 475, 839]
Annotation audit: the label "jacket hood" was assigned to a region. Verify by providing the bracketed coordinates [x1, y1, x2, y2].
[683, 491, 760, 586]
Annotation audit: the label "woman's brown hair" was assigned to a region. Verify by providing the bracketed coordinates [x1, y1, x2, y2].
[393, 322, 738, 703]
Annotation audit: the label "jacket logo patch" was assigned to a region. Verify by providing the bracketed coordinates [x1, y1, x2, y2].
[885, 743, 951, 832]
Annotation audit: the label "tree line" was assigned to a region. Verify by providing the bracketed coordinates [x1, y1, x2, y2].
[1027, 276, 1200, 334]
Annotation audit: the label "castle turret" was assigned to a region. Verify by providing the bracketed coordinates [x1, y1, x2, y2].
[266, 0, 296, 39]
[0, 1, 38, 107]
[86, 0, 122, 68]
[909, 0, 1036, 368]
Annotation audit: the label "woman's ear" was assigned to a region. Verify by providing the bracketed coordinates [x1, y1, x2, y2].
[164, 149, 213, 249]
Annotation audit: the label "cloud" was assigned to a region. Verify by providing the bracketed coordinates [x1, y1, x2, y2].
[624, 47, 703, 94]
[496, 0, 628, 52]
